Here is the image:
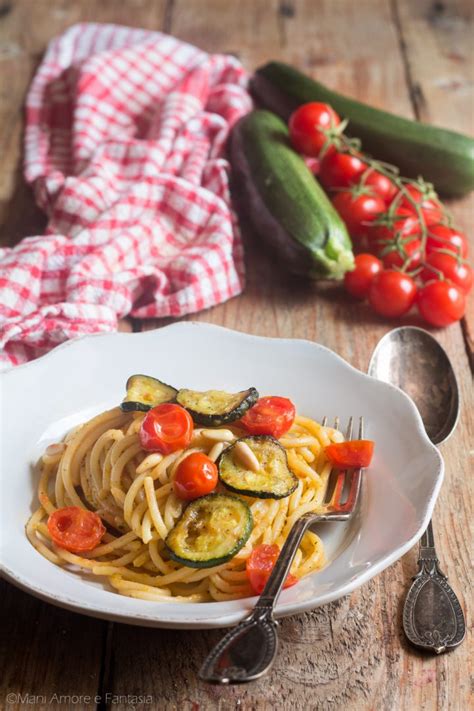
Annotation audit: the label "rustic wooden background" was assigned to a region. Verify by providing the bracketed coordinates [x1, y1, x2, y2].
[1, 1, 472, 709]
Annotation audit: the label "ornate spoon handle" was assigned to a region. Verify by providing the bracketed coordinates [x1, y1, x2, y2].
[199, 513, 313, 684]
[402, 520, 466, 654]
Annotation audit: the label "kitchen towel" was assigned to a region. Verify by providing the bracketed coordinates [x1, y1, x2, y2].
[0, 23, 251, 368]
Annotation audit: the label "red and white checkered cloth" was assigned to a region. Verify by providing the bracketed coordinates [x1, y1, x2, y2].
[0, 23, 252, 369]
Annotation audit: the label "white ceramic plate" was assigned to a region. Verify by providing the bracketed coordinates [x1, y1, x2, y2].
[0, 322, 443, 629]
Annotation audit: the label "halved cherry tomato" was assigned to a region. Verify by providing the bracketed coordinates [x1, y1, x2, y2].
[140, 403, 193, 454]
[426, 224, 469, 258]
[47, 506, 105, 553]
[246, 544, 298, 595]
[344, 253, 383, 299]
[420, 251, 473, 294]
[288, 102, 341, 158]
[240, 396, 296, 438]
[325, 440, 374, 468]
[173, 452, 218, 501]
[362, 169, 397, 205]
[417, 280, 466, 327]
[332, 190, 385, 239]
[319, 151, 366, 190]
[379, 235, 423, 270]
[368, 270, 417, 318]
[395, 184, 444, 226]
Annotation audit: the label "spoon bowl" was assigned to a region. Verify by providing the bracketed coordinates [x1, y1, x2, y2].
[368, 326, 460, 445]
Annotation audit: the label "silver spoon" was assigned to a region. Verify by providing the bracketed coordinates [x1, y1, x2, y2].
[369, 326, 466, 654]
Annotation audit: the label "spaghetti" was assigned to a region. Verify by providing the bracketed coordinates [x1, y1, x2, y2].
[27, 407, 344, 603]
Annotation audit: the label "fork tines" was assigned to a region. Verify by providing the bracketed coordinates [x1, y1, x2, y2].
[323, 415, 364, 514]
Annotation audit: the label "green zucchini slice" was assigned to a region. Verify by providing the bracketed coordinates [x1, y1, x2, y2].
[176, 387, 258, 426]
[120, 374, 178, 412]
[218, 435, 298, 499]
[165, 494, 253, 568]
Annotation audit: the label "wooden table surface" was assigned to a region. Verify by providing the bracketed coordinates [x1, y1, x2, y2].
[1, 1, 472, 709]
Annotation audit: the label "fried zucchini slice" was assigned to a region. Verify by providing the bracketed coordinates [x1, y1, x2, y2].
[218, 435, 297, 499]
[176, 387, 258, 426]
[165, 494, 253, 568]
[120, 374, 178, 412]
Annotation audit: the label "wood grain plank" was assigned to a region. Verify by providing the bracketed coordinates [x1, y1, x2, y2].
[0, 579, 106, 711]
[117, 2, 472, 708]
[0, 0, 45, 246]
[392, 0, 474, 365]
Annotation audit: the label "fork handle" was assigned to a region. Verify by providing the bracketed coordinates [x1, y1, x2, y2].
[199, 513, 315, 684]
[254, 512, 314, 611]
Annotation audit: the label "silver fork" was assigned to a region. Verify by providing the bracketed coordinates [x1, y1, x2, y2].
[199, 416, 364, 685]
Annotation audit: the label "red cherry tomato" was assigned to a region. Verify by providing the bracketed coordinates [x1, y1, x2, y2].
[325, 440, 375, 468]
[362, 169, 397, 205]
[369, 207, 420, 249]
[420, 252, 473, 294]
[47, 506, 105, 553]
[426, 224, 469, 258]
[140, 403, 193, 454]
[246, 544, 298, 595]
[344, 253, 383, 299]
[379, 235, 423, 270]
[288, 102, 341, 158]
[332, 190, 385, 239]
[368, 270, 417, 318]
[319, 151, 366, 190]
[303, 156, 321, 176]
[417, 280, 466, 327]
[396, 184, 444, 226]
[240, 396, 296, 439]
[173, 452, 218, 500]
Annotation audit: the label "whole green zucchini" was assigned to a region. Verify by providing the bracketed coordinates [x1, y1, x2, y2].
[251, 62, 474, 197]
[230, 110, 353, 279]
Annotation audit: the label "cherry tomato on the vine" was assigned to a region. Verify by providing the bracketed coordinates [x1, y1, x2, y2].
[417, 280, 466, 327]
[332, 190, 385, 239]
[368, 270, 417, 318]
[344, 253, 383, 299]
[369, 207, 421, 249]
[426, 224, 469, 258]
[173, 452, 218, 501]
[395, 184, 444, 226]
[319, 151, 366, 190]
[288, 102, 341, 158]
[420, 251, 473, 294]
[379, 235, 423, 270]
[139, 403, 193, 454]
[361, 169, 398, 205]
[303, 156, 321, 176]
[246, 544, 298, 595]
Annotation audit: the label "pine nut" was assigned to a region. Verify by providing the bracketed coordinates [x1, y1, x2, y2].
[202, 429, 236, 442]
[136, 453, 164, 474]
[208, 442, 226, 461]
[234, 441, 260, 472]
